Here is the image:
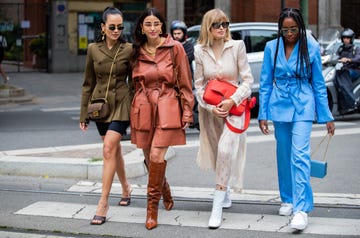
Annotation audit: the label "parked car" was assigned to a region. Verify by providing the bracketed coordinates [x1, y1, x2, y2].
[188, 22, 279, 117]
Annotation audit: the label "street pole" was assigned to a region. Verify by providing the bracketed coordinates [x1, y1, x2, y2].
[300, 0, 308, 27]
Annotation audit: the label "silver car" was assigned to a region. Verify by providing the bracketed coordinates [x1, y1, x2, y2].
[188, 22, 279, 116]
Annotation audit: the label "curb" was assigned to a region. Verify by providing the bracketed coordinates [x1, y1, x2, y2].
[0, 142, 176, 179]
[0, 84, 34, 105]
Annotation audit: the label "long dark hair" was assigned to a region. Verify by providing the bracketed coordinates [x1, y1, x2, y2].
[131, 7, 167, 65]
[273, 8, 311, 80]
[96, 6, 126, 43]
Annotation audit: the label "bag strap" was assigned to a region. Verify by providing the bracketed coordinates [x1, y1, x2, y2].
[311, 133, 332, 162]
[91, 44, 121, 102]
[169, 47, 180, 90]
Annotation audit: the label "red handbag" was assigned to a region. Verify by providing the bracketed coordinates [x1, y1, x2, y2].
[203, 79, 256, 115]
[203, 79, 256, 133]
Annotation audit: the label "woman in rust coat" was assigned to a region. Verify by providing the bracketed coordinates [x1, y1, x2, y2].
[131, 8, 194, 230]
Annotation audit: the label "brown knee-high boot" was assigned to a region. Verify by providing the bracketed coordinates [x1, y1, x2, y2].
[162, 174, 174, 210]
[144, 159, 174, 210]
[145, 161, 166, 230]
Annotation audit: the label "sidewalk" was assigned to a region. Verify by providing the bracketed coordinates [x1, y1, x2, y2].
[0, 141, 175, 179]
[0, 83, 34, 105]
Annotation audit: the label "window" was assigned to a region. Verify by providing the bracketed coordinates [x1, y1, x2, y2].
[245, 30, 277, 53]
[77, 12, 102, 55]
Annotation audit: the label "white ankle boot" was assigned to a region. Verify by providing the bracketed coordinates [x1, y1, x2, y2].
[208, 190, 226, 229]
[222, 187, 232, 208]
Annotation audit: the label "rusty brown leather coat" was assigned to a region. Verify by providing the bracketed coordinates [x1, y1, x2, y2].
[131, 35, 194, 148]
[80, 41, 133, 123]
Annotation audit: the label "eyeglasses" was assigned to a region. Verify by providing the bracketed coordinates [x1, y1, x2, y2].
[108, 25, 124, 31]
[281, 27, 299, 36]
[143, 22, 162, 28]
[211, 22, 229, 29]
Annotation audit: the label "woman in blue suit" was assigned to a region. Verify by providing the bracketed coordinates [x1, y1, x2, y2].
[258, 8, 335, 231]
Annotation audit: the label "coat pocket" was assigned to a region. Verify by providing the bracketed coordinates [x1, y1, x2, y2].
[157, 97, 182, 129]
[130, 103, 152, 131]
[130, 90, 152, 131]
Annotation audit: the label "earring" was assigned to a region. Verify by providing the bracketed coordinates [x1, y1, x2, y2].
[101, 30, 105, 41]
[159, 30, 162, 35]
[141, 28, 145, 34]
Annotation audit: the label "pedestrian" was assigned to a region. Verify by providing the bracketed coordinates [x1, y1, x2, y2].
[193, 8, 254, 229]
[258, 8, 336, 231]
[79, 6, 133, 225]
[334, 28, 360, 114]
[170, 20, 194, 75]
[0, 34, 9, 84]
[170, 20, 199, 130]
[130, 7, 194, 230]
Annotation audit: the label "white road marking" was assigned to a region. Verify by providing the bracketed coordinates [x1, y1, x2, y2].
[67, 182, 360, 206]
[41, 107, 79, 112]
[15, 201, 360, 236]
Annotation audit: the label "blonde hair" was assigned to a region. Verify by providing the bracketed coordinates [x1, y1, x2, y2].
[198, 8, 231, 46]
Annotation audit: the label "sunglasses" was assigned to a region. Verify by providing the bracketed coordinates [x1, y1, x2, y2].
[211, 22, 229, 29]
[108, 25, 124, 31]
[281, 27, 299, 36]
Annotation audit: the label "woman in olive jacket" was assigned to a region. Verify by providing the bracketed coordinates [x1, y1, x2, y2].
[79, 7, 133, 225]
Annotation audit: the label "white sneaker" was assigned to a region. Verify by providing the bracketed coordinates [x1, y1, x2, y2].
[279, 203, 293, 216]
[291, 211, 308, 230]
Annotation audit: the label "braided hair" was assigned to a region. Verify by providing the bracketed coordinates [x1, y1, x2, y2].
[273, 8, 311, 81]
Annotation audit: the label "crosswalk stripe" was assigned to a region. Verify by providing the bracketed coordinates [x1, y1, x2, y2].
[15, 201, 360, 236]
[67, 182, 360, 207]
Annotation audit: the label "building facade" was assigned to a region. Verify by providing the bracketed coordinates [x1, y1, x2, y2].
[1, 0, 356, 73]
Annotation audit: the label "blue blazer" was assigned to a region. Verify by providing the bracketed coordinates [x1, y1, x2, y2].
[258, 36, 334, 123]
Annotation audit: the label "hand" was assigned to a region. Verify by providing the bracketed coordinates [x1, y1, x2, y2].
[326, 121, 335, 136]
[182, 122, 190, 130]
[339, 57, 351, 63]
[80, 122, 89, 131]
[212, 106, 229, 118]
[259, 120, 270, 135]
[217, 98, 235, 112]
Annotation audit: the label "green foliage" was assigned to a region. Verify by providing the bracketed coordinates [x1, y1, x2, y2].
[29, 33, 47, 58]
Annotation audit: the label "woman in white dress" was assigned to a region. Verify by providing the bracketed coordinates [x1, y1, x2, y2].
[194, 8, 254, 229]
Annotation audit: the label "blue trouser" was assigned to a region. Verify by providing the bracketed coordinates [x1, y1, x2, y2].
[273, 121, 313, 213]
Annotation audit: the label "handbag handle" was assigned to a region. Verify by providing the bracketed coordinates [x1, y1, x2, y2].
[91, 44, 122, 102]
[311, 133, 332, 162]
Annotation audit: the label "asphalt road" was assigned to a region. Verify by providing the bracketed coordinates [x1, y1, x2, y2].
[0, 72, 359, 237]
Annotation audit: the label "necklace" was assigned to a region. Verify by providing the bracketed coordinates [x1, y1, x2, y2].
[144, 43, 156, 55]
[144, 38, 163, 56]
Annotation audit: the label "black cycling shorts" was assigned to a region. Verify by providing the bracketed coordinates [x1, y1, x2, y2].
[95, 120, 130, 136]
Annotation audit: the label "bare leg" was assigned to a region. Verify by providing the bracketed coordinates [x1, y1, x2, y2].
[0, 64, 8, 83]
[92, 130, 122, 224]
[115, 139, 132, 205]
[143, 148, 150, 168]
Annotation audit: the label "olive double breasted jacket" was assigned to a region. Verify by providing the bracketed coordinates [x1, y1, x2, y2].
[80, 41, 133, 123]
